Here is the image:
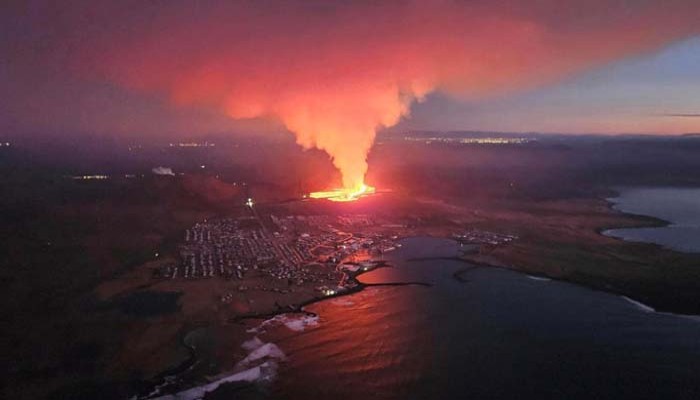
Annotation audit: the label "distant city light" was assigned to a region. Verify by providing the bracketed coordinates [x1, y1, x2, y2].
[246, 198, 254, 207]
[403, 136, 534, 145]
[169, 141, 216, 147]
[70, 174, 110, 180]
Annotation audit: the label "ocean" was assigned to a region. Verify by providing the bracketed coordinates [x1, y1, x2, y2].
[252, 237, 700, 400]
[604, 187, 700, 253]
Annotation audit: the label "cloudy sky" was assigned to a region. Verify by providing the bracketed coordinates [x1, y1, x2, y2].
[396, 37, 700, 134]
[2, 0, 699, 141]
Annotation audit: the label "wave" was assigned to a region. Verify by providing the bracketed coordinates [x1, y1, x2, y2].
[236, 342, 286, 369]
[149, 336, 286, 400]
[526, 275, 551, 282]
[620, 295, 700, 322]
[151, 363, 274, 400]
[621, 296, 655, 312]
[248, 314, 320, 333]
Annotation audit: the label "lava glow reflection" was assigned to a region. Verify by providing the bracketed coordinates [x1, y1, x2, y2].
[310, 184, 376, 202]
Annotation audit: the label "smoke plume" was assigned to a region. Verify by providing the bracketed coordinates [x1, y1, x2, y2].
[75, 0, 699, 190]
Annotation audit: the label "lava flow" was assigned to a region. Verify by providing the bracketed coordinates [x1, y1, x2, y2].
[310, 184, 376, 202]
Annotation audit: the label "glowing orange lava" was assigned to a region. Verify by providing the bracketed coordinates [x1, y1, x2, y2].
[309, 184, 376, 202]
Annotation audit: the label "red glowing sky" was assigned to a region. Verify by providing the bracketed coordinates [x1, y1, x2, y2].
[1, 1, 699, 144]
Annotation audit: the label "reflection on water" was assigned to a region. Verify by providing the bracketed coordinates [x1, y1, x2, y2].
[605, 187, 700, 253]
[263, 237, 700, 400]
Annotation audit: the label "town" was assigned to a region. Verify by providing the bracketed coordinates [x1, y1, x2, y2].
[154, 212, 402, 298]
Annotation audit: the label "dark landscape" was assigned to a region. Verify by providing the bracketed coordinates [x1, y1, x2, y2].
[2, 1, 700, 399]
[2, 133, 700, 398]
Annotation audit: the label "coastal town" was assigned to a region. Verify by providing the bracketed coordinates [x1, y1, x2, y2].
[153, 211, 403, 300]
[453, 229, 518, 246]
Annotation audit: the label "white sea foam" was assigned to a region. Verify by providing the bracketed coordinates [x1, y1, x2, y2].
[621, 296, 656, 313]
[241, 336, 265, 352]
[236, 342, 286, 369]
[620, 295, 700, 322]
[526, 275, 551, 282]
[279, 314, 319, 331]
[152, 363, 274, 400]
[150, 336, 286, 400]
[249, 314, 319, 333]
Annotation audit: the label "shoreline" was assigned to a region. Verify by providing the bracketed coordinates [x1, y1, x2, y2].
[454, 252, 700, 320]
[153, 235, 700, 400]
[229, 261, 390, 323]
[600, 191, 699, 254]
[594, 189, 671, 236]
[139, 215, 700, 399]
[451, 192, 700, 317]
[409, 252, 700, 322]
[139, 259, 434, 399]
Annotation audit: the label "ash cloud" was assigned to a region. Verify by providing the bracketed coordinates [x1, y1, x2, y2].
[56, 1, 700, 189]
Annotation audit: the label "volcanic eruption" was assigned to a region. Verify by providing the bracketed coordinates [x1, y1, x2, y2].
[309, 184, 376, 202]
[74, 1, 700, 201]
